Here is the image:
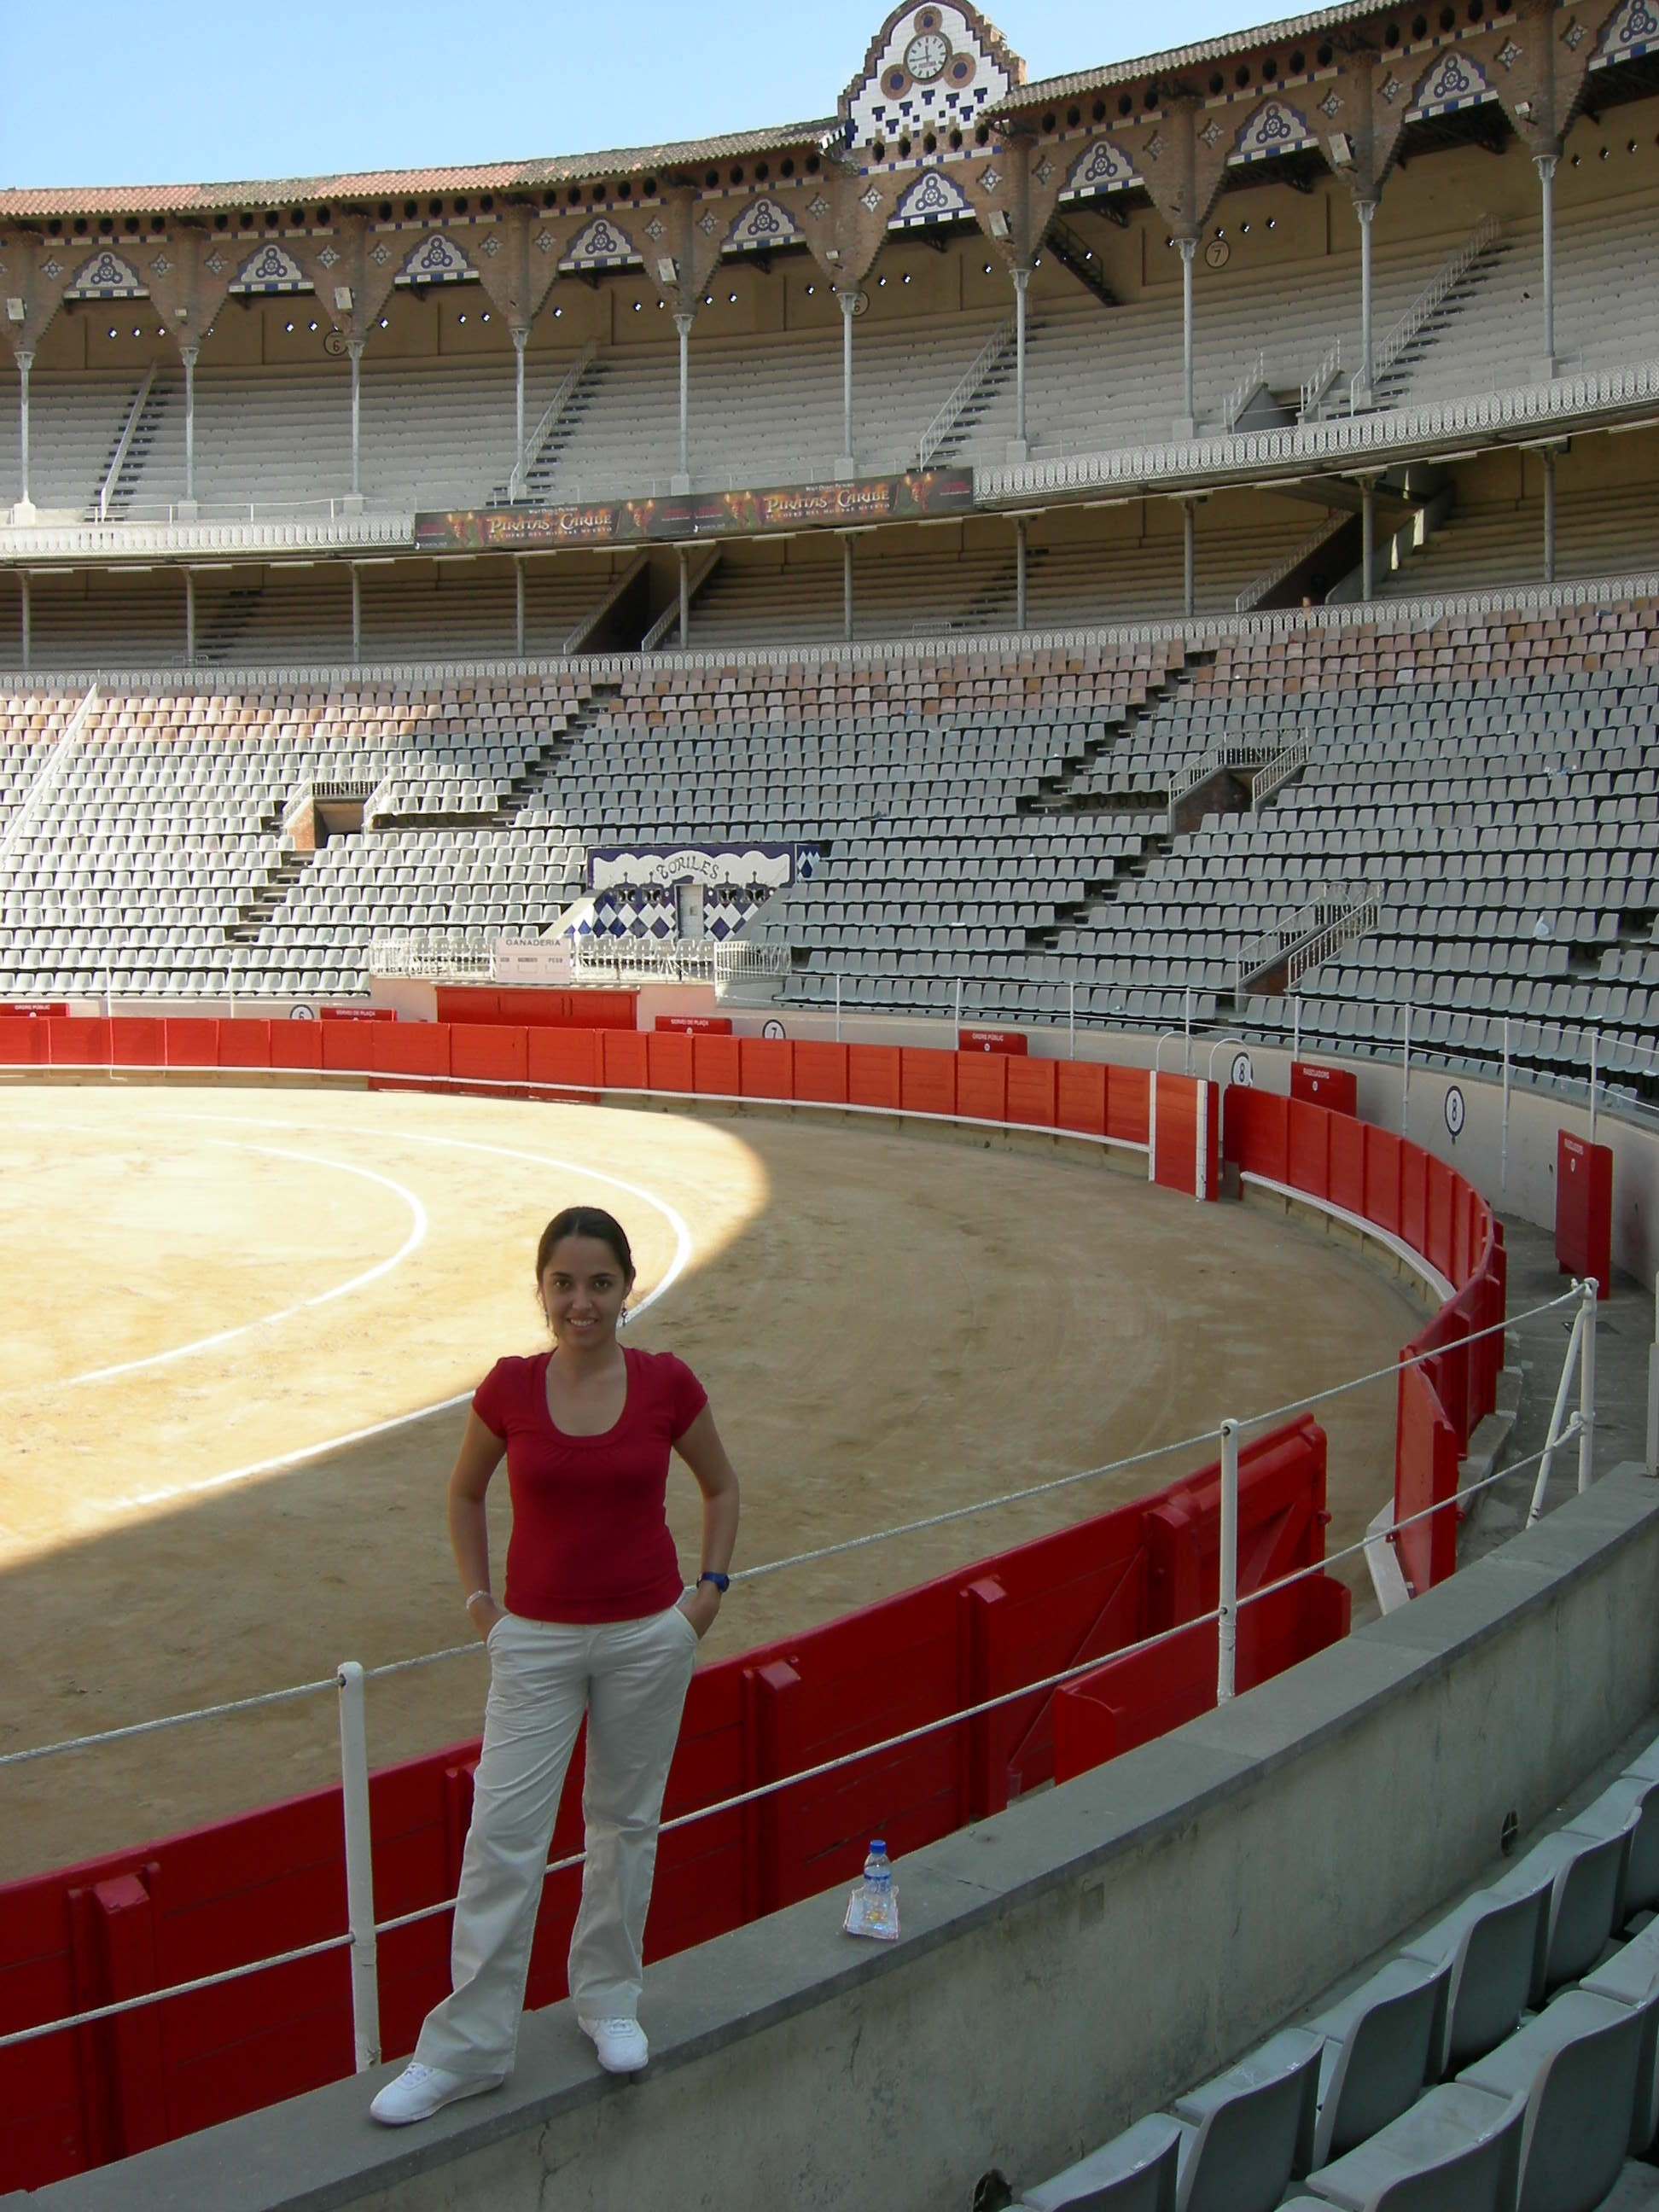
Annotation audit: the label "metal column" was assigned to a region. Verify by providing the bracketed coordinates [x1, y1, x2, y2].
[1181, 498, 1196, 619]
[674, 312, 695, 491]
[351, 565, 362, 662]
[1543, 445, 1558, 585]
[1010, 265, 1029, 460]
[1176, 239, 1197, 435]
[838, 288, 857, 474]
[512, 327, 527, 492]
[347, 340, 365, 500]
[1015, 514, 1027, 630]
[181, 343, 199, 509]
[842, 533, 854, 643]
[16, 349, 32, 511]
[20, 570, 30, 672]
[184, 568, 195, 667]
[1355, 199, 1377, 404]
[678, 545, 690, 646]
[1361, 474, 1377, 599]
[515, 556, 526, 655]
[1535, 152, 1558, 377]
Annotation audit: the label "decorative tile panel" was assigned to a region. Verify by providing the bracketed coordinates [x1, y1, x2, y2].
[1406, 48, 1495, 119]
[230, 242, 312, 295]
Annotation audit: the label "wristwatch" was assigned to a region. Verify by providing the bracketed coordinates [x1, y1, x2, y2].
[698, 1571, 731, 1593]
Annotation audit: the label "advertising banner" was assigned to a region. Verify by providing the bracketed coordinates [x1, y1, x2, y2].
[413, 468, 975, 555]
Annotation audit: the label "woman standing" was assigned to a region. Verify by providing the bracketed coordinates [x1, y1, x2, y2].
[371, 1204, 740, 2124]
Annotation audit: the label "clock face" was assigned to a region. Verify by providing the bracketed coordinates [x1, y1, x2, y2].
[905, 30, 950, 79]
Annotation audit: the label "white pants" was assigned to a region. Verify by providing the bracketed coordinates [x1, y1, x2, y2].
[413, 1600, 699, 2080]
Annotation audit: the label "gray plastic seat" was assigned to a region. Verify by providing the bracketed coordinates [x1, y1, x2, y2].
[1016, 2120, 1179, 2209]
[1291, 1954, 1452, 2166]
[1167, 2026, 1324, 2212]
[1402, 1871, 1552, 2070]
[1565, 1772, 1659, 1925]
[1458, 1987, 1654, 2212]
[1498, 1828, 1630, 1995]
[1295, 2080, 1525, 2210]
[1580, 1918, 1659, 2154]
[1020, 2032, 1320, 2212]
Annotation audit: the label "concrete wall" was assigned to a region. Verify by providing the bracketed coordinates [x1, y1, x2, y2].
[20, 1465, 1658, 2212]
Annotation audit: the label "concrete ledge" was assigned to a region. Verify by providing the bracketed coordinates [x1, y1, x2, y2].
[20, 1469, 1659, 2212]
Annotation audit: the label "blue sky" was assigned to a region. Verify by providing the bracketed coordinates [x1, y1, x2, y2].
[4, 1, 1272, 189]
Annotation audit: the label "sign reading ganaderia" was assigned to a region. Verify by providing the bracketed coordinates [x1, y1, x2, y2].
[414, 468, 975, 554]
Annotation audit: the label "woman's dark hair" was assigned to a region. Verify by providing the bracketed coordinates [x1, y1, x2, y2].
[536, 1206, 636, 1287]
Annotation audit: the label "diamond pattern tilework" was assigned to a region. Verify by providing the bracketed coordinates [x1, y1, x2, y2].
[1498, 38, 1523, 66]
[860, 185, 882, 211]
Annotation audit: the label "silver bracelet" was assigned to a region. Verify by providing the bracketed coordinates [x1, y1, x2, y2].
[465, 1588, 493, 1612]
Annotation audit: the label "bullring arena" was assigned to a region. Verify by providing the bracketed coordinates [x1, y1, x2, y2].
[7, 0, 1659, 2198]
[1, 1074, 1414, 1880]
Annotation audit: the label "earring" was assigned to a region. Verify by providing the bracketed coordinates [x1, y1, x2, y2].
[618, 1304, 630, 1330]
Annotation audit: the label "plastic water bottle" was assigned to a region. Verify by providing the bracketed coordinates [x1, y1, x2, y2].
[844, 1837, 899, 1941]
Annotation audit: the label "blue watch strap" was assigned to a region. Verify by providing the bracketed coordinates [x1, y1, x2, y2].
[698, 1571, 731, 1593]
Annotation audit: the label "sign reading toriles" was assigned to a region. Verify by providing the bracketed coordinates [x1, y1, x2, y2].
[414, 468, 975, 555]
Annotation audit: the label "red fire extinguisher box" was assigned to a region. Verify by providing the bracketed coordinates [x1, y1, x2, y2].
[1556, 1130, 1613, 1299]
[1291, 1061, 1358, 1115]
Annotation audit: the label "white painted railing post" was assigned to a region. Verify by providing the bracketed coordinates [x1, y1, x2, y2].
[335, 1660, 381, 2072]
[835, 972, 842, 1043]
[1528, 1290, 1588, 1526]
[954, 976, 963, 1032]
[1068, 979, 1076, 1059]
[1184, 987, 1193, 1074]
[1588, 1027, 1599, 1144]
[1292, 996, 1301, 1064]
[1647, 1272, 1658, 1479]
[1401, 1000, 1412, 1114]
[1500, 1016, 1511, 1191]
[1218, 1418, 1239, 1703]
[1578, 1276, 1598, 1494]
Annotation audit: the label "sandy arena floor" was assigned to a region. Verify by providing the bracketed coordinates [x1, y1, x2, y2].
[0, 1079, 1423, 1879]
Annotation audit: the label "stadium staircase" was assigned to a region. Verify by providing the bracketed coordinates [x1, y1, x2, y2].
[1348, 223, 1516, 417]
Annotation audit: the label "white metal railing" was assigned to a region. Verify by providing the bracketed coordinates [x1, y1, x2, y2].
[917, 315, 1017, 470]
[1353, 213, 1504, 405]
[1, 507, 414, 562]
[1234, 884, 1379, 998]
[96, 367, 157, 523]
[507, 344, 598, 501]
[0, 684, 98, 870]
[569, 937, 792, 988]
[976, 356, 1659, 508]
[1220, 350, 1267, 434]
[368, 929, 502, 981]
[1166, 736, 1313, 830]
[1298, 335, 1342, 423]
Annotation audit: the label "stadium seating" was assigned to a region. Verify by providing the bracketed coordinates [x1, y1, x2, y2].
[1011, 1728, 1659, 2212]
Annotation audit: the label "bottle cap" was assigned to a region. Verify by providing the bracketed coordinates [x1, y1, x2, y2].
[870, 1837, 887, 1855]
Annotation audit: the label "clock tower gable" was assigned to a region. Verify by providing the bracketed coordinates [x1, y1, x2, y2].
[841, 3, 1024, 155]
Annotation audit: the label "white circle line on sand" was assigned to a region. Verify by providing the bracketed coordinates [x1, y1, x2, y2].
[13, 1142, 430, 1397]
[93, 1109, 697, 1514]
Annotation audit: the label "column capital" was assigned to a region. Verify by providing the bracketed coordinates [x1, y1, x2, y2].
[1533, 148, 1560, 183]
[178, 340, 201, 369]
[509, 323, 530, 352]
[672, 311, 696, 339]
[1173, 234, 1199, 264]
[1009, 265, 1032, 292]
[14, 346, 33, 375]
[835, 285, 861, 318]
[1353, 195, 1378, 224]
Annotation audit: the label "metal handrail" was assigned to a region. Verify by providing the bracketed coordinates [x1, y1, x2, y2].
[507, 344, 597, 501]
[1220, 350, 1267, 434]
[1359, 213, 1503, 403]
[1233, 883, 1378, 998]
[96, 367, 157, 523]
[1166, 736, 1313, 829]
[0, 684, 99, 870]
[917, 316, 1016, 470]
[1298, 336, 1342, 423]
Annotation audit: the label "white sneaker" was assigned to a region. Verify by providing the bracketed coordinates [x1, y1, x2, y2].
[578, 2014, 649, 2073]
[369, 2059, 504, 2125]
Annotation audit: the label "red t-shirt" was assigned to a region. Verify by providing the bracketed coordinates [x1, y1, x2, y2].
[472, 1346, 708, 1624]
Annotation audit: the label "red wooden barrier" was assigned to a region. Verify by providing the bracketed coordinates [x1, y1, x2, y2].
[793, 1040, 849, 1104]
[1556, 1132, 1613, 1299]
[1394, 1365, 1459, 1596]
[691, 1033, 741, 1096]
[647, 1030, 695, 1092]
[1056, 1062, 1106, 1138]
[0, 1419, 1330, 2192]
[738, 1038, 794, 1101]
[955, 1051, 1008, 1122]
[1006, 1057, 1057, 1129]
[1291, 1062, 1358, 1115]
[1152, 1074, 1216, 1199]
